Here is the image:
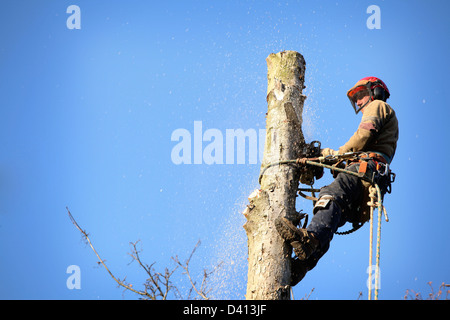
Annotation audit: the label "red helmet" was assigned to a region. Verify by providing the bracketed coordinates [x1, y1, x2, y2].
[347, 77, 390, 114]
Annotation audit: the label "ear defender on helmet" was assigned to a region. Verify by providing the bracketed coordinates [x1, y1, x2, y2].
[372, 84, 390, 102]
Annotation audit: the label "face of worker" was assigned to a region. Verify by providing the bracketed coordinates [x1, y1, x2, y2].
[353, 90, 370, 113]
[356, 94, 371, 113]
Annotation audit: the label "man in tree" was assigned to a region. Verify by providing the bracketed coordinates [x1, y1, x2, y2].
[275, 77, 399, 285]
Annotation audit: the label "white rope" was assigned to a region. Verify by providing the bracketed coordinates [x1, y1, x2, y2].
[367, 185, 389, 300]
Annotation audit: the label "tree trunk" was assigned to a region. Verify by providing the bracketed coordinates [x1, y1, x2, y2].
[243, 51, 307, 300]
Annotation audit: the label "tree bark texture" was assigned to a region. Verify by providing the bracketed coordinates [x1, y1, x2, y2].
[243, 51, 306, 300]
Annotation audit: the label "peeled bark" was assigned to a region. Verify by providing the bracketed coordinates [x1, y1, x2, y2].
[243, 51, 306, 300]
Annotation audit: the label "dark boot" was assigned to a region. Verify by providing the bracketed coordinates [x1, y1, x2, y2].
[290, 258, 309, 286]
[275, 217, 320, 261]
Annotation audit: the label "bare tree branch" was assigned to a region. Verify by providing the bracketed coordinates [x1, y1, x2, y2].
[128, 240, 178, 300]
[67, 207, 154, 299]
[172, 240, 224, 300]
[173, 240, 208, 300]
[404, 282, 450, 300]
[67, 207, 222, 300]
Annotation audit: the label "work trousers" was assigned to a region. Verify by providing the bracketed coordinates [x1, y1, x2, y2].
[305, 160, 379, 269]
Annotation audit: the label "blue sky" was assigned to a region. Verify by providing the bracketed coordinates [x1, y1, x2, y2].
[0, 0, 449, 300]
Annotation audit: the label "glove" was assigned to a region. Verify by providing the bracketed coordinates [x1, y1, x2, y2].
[320, 148, 338, 157]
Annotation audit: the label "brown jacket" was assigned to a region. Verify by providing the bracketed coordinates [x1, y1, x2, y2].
[336, 100, 399, 163]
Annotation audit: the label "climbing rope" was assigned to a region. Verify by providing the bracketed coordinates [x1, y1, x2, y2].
[259, 158, 369, 185]
[367, 184, 389, 300]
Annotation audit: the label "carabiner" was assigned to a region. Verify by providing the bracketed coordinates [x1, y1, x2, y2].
[377, 162, 389, 176]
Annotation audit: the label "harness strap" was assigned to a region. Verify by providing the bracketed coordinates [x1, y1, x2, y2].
[358, 161, 368, 174]
[360, 152, 388, 164]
